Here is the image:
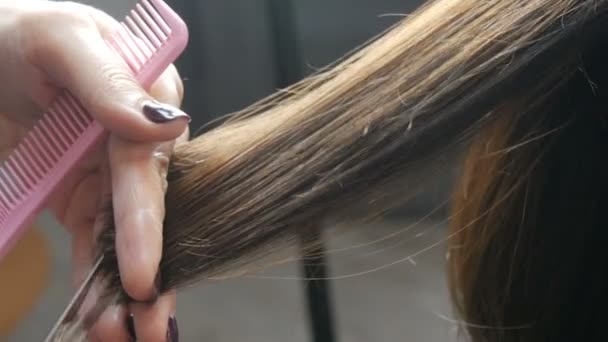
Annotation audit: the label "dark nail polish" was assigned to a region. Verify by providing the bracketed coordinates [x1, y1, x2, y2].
[127, 314, 136, 341]
[143, 100, 191, 124]
[167, 316, 179, 342]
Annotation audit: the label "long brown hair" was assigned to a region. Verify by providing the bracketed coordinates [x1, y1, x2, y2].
[63, 0, 608, 340]
[448, 25, 608, 342]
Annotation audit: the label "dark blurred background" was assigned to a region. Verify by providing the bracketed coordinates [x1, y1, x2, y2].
[9, 1, 460, 341]
[172, 1, 419, 125]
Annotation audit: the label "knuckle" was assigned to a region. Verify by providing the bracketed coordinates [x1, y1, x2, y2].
[106, 75, 136, 99]
[99, 64, 138, 89]
[88, 64, 140, 108]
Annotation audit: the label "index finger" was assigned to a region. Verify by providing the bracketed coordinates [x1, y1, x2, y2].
[108, 66, 186, 301]
[109, 138, 165, 301]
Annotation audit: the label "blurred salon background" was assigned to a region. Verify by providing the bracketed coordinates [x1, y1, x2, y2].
[6, 1, 461, 341]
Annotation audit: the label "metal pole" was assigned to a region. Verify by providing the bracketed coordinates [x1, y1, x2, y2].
[266, 2, 337, 342]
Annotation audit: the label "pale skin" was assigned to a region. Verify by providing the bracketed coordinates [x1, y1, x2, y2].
[0, 1, 188, 341]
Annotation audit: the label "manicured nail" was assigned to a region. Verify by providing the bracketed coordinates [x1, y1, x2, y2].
[167, 316, 179, 342]
[127, 314, 136, 341]
[142, 100, 191, 123]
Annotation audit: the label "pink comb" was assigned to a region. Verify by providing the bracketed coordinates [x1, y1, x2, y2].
[0, 0, 188, 260]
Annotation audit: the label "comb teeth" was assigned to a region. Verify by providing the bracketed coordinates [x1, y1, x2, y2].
[0, 94, 92, 217]
[0, 0, 188, 260]
[111, 0, 172, 73]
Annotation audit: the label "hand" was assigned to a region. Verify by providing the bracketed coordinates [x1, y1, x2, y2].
[0, 1, 188, 341]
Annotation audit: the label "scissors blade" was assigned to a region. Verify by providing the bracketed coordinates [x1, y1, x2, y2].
[43, 255, 104, 342]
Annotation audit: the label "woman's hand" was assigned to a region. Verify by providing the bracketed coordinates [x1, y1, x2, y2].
[0, 1, 188, 340]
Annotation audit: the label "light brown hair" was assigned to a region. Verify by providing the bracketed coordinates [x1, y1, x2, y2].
[58, 0, 608, 340]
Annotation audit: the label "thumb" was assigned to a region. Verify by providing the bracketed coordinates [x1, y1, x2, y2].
[25, 12, 189, 143]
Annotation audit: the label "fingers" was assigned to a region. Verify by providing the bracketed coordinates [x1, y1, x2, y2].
[147, 65, 185, 112]
[46, 135, 108, 227]
[6, 3, 185, 341]
[90, 305, 131, 342]
[19, 5, 186, 339]
[87, 291, 177, 342]
[18, 3, 189, 143]
[107, 47, 186, 301]
[108, 138, 165, 302]
[65, 170, 104, 287]
[130, 292, 178, 342]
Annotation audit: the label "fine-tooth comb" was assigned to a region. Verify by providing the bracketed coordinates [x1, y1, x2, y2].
[0, 0, 189, 261]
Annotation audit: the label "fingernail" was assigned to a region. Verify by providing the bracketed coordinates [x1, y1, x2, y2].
[142, 100, 191, 124]
[167, 316, 179, 342]
[127, 314, 136, 341]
